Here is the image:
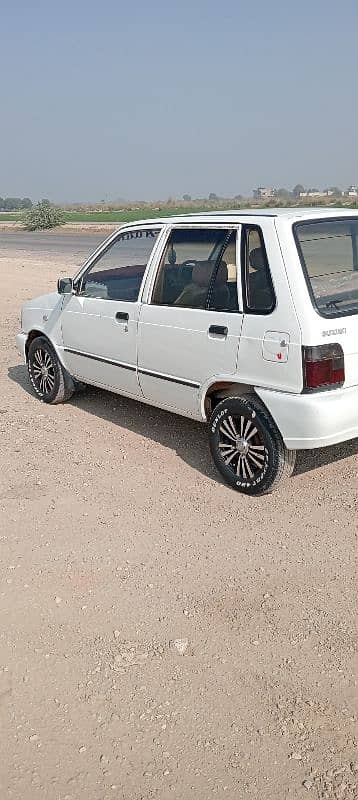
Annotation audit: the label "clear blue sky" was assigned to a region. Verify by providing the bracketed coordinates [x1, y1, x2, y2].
[1, 0, 357, 202]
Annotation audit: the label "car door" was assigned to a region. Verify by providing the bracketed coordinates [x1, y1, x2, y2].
[137, 225, 243, 417]
[60, 226, 162, 396]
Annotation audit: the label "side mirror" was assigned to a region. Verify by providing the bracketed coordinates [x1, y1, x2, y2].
[57, 277, 73, 294]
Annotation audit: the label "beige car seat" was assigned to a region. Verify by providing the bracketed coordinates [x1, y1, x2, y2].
[174, 260, 229, 308]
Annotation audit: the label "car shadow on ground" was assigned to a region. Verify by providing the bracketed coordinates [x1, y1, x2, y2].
[8, 364, 358, 484]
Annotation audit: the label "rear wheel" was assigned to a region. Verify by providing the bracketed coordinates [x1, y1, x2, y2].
[209, 395, 296, 495]
[28, 336, 74, 404]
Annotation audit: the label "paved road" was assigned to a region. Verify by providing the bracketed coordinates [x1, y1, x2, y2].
[0, 231, 106, 263]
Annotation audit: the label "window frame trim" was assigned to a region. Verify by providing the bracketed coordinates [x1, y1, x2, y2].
[147, 223, 243, 313]
[241, 223, 276, 315]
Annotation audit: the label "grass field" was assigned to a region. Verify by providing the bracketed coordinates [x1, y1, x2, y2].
[0, 206, 215, 224]
[1, 201, 357, 225]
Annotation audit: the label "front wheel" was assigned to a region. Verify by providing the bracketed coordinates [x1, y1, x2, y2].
[209, 395, 296, 496]
[28, 336, 74, 404]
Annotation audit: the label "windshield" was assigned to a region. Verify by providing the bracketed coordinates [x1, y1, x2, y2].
[295, 218, 358, 317]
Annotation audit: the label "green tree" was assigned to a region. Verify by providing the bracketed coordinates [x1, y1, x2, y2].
[0, 198, 4, 210]
[183, 194, 191, 201]
[275, 187, 291, 198]
[20, 197, 32, 209]
[23, 201, 64, 231]
[293, 184, 305, 197]
[209, 192, 218, 200]
[4, 197, 22, 210]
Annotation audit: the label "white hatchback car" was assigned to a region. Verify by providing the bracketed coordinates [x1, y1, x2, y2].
[17, 208, 358, 495]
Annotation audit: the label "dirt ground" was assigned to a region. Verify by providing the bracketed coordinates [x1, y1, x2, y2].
[0, 240, 357, 800]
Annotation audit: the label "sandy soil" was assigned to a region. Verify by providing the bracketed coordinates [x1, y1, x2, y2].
[0, 243, 357, 800]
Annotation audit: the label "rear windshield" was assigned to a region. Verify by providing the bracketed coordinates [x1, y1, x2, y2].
[295, 218, 358, 317]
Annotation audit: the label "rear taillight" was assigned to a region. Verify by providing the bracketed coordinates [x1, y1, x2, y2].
[302, 343, 345, 391]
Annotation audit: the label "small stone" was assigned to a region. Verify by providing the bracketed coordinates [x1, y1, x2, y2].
[55, 596, 62, 605]
[79, 746, 86, 753]
[303, 780, 313, 790]
[163, 769, 170, 776]
[113, 630, 120, 639]
[100, 754, 109, 765]
[29, 734, 39, 742]
[173, 638, 189, 655]
[290, 752, 302, 760]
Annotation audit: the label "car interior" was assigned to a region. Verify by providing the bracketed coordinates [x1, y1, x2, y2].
[81, 264, 147, 301]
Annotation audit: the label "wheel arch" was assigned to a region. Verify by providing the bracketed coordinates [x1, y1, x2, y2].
[24, 329, 46, 361]
[25, 330, 64, 365]
[201, 378, 257, 420]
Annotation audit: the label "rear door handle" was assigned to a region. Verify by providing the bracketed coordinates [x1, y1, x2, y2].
[115, 312, 129, 322]
[208, 325, 228, 337]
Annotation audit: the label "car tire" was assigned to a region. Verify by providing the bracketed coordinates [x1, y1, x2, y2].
[209, 395, 296, 496]
[28, 336, 74, 404]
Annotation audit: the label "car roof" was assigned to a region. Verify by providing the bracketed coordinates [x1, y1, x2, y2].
[124, 207, 358, 227]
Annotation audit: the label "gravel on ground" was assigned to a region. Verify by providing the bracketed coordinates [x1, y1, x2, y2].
[0, 240, 357, 800]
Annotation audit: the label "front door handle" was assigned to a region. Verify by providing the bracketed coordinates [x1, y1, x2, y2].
[115, 312, 129, 322]
[208, 324, 228, 337]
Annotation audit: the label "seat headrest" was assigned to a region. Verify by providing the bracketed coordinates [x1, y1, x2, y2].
[191, 260, 228, 288]
[192, 261, 211, 287]
[250, 247, 266, 271]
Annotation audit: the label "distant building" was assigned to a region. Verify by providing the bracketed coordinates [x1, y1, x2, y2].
[253, 187, 275, 200]
[345, 185, 358, 197]
[299, 190, 334, 198]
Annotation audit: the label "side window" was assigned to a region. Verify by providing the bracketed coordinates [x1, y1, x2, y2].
[80, 229, 160, 301]
[243, 226, 275, 313]
[151, 228, 238, 311]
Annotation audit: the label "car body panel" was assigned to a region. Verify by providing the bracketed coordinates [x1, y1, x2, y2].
[256, 385, 358, 449]
[59, 293, 141, 396]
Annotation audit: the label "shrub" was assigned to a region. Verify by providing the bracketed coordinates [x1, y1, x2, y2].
[23, 201, 64, 231]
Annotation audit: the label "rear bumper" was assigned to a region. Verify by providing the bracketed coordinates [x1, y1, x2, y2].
[256, 385, 358, 450]
[16, 332, 27, 362]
